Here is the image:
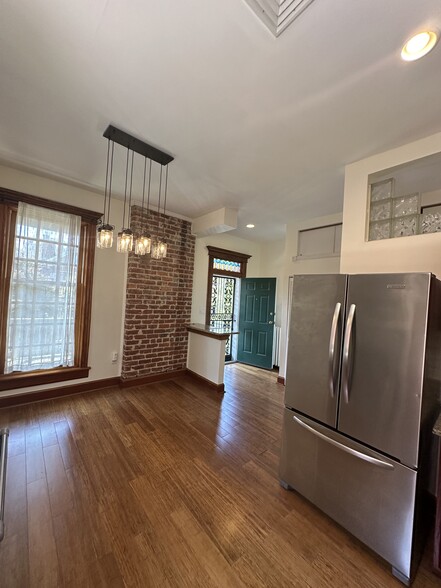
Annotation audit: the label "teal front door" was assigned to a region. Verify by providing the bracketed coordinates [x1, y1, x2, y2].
[237, 278, 276, 369]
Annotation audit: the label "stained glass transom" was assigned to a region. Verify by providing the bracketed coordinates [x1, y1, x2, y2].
[213, 258, 241, 273]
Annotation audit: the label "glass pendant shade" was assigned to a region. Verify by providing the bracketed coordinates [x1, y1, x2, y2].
[135, 234, 151, 255]
[158, 241, 167, 258]
[117, 228, 134, 253]
[151, 239, 167, 259]
[96, 224, 114, 249]
[151, 239, 161, 259]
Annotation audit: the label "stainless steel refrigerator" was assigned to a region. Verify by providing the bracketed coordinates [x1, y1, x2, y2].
[279, 273, 441, 585]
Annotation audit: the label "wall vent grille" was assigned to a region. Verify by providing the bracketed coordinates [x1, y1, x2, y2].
[242, 0, 316, 37]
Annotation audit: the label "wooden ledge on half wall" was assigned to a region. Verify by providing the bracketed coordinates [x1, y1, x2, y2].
[186, 323, 239, 340]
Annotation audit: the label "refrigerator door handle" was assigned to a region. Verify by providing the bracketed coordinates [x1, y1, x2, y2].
[328, 302, 341, 399]
[292, 416, 394, 470]
[342, 303, 356, 404]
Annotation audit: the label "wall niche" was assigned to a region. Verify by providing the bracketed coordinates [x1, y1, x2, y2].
[367, 151, 441, 241]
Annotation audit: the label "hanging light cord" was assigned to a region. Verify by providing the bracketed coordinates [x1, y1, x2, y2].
[146, 159, 152, 234]
[123, 148, 130, 228]
[157, 166, 163, 235]
[128, 150, 134, 227]
[107, 141, 115, 225]
[162, 164, 169, 238]
[103, 138, 110, 224]
[141, 157, 147, 233]
[141, 158, 152, 235]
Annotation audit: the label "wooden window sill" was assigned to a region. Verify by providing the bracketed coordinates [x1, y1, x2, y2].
[0, 366, 90, 391]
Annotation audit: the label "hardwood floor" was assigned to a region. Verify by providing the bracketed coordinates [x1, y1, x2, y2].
[0, 363, 439, 587]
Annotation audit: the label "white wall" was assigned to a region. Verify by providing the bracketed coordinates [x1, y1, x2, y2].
[187, 332, 225, 385]
[341, 132, 441, 275]
[278, 213, 343, 379]
[0, 164, 128, 397]
[190, 233, 262, 324]
[260, 239, 285, 329]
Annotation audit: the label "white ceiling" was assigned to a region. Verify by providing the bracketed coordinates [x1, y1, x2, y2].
[1, 0, 441, 241]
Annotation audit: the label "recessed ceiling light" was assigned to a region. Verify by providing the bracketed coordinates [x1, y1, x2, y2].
[401, 31, 438, 61]
[246, 224, 255, 228]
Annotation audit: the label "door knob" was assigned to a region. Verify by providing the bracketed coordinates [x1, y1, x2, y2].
[269, 321, 273, 324]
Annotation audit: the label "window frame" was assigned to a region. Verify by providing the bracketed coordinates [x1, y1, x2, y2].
[0, 187, 101, 391]
[205, 246, 251, 325]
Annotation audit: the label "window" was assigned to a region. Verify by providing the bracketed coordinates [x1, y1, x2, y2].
[0, 188, 100, 391]
[212, 258, 242, 273]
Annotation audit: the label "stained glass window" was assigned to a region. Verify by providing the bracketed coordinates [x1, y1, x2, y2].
[212, 258, 241, 273]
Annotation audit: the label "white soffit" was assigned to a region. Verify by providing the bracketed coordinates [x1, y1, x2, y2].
[192, 208, 238, 237]
[242, 0, 316, 37]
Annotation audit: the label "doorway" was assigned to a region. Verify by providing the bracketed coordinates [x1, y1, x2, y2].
[205, 246, 252, 363]
[209, 275, 237, 361]
[237, 277, 276, 369]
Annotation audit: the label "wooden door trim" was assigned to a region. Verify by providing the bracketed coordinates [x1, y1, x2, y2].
[205, 246, 251, 325]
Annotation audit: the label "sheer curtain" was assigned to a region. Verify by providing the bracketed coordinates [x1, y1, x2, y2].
[5, 202, 81, 373]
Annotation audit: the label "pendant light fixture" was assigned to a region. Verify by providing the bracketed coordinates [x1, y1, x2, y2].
[96, 139, 115, 248]
[135, 157, 152, 255]
[151, 165, 164, 260]
[117, 148, 134, 253]
[100, 125, 174, 254]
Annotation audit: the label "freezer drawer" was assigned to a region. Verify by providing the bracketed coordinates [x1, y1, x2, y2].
[279, 409, 417, 582]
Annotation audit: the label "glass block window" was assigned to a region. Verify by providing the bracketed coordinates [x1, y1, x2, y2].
[367, 153, 441, 242]
[367, 178, 424, 241]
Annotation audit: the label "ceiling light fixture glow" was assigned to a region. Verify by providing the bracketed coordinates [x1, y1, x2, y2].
[246, 224, 255, 228]
[401, 31, 438, 61]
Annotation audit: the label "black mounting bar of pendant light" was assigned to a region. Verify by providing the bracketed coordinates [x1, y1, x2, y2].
[103, 125, 174, 166]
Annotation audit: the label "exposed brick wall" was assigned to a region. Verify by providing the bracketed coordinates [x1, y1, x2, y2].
[121, 205, 195, 380]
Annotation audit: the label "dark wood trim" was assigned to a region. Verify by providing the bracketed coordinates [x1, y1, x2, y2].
[434, 441, 441, 576]
[205, 269, 212, 326]
[186, 369, 225, 393]
[0, 366, 91, 392]
[120, 369, 187, 388]
[0, 367, 228, 409]
[206, 246, 252, 265]
[186, 324, 235, 340]
[0, 187, 102, 223]
[277, 376, 285, 385]
[0, 205, 16, 374]
[205, 246, 251, 325]
[75, 222, 96, 368]
[0, 376, 120, 408]
[206, 268, 244, 278]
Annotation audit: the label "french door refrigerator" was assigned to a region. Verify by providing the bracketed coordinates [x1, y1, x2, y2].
[279, 273, 441, 585]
